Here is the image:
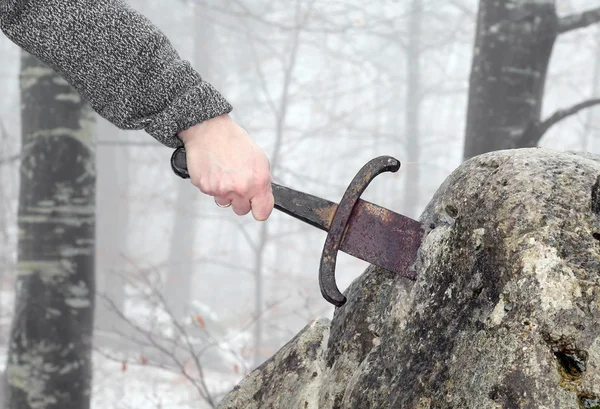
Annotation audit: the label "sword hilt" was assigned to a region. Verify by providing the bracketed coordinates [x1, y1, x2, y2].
[171, 144, 285, 192]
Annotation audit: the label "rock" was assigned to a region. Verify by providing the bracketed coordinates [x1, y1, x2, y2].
[217, 317, 330, 409]
[319, 265, 411, 408]
[218, 148, 600, 408]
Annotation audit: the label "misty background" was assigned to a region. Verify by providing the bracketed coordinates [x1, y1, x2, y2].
[1, 0, 600, 408]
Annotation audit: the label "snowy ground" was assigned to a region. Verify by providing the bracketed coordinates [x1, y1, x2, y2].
[0, 287, 246, 408]
[92, 351, 242, 409]
[93, 291, 250, 408]
[0, 345, 241, 409]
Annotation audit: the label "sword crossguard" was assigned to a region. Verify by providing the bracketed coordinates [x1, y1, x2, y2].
[319, 156, 401, 307]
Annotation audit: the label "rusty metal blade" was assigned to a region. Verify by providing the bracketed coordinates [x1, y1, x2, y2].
[342, 200, 423, 279]
[272, 183, 424, 277]
[272, 183, 336, 231]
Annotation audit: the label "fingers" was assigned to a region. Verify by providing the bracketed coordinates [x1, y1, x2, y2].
[212, 183, 273, 220]
[230, 194, 252, 216]
[213, 190, 273, 220]
[214, 193, 251, 215]
[214, 196, 232, 207]
[180, 117, 275, 221]
[249, 184, 275, 221]
[209, 169, 273, 219]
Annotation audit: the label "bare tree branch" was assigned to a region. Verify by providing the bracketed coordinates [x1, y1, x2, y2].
[521, 98, 600, 146]
[93, 257, 289, 404]
[558, 7, 600, 34]
[97, 295, 217, 407]
[153, 288, 216, 407]
[539, 98, 600, 134]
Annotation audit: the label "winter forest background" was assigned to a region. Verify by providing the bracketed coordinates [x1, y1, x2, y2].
[1, 0, 600, 408]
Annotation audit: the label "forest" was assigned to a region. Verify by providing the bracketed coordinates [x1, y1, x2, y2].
[1, 0, 600, 408]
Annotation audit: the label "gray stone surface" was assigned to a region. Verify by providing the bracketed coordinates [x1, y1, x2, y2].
[217, 148, 600, 408]
[217, 317, 330, 409]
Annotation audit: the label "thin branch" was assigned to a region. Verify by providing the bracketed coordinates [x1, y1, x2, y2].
[245, 28, 280, 119]
[522, 98, 600, 146]
[539, 98, 600, 134]
[558, 7, 600, 34]
[152, 290, 216, 408]
[184, 0, 410, 46]
[98, 295, 216, 406]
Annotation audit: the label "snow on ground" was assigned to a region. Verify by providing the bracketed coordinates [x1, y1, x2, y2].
[0, 344, 242, 409]
[121, 292, 255, 371]
[93, 291, 250, 408]
[0, 283, 246, 409]
[92, 350, 243, 409]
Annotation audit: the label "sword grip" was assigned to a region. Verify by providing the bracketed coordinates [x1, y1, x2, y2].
[171, 147, 282, 191]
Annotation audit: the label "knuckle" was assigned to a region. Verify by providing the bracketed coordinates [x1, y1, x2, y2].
[215, 182, 231, 197]
[256, 173, 271, 187]
[198, 178, 217, 196]
[233, 180, 250, 196]
[191, 177, 208, 193]
[190, 176, 202, 187]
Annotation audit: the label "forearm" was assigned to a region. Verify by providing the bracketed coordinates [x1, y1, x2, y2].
[0, 0, 232, 147]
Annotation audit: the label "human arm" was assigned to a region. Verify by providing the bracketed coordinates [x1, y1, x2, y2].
[0, 0, 231, 147]
[0, 0, 274, 219]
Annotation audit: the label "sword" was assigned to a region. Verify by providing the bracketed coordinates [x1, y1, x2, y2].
[170, 147, 424, 307]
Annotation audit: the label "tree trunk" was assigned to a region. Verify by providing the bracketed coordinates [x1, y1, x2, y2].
[5, 52, 95, 409]
[402, 0, 422, 217]
[463, 0, 557, 160]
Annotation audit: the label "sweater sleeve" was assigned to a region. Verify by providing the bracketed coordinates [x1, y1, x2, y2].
[0, 0, 233, 148]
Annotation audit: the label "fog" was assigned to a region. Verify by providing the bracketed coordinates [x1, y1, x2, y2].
[1, 0, 600, 407]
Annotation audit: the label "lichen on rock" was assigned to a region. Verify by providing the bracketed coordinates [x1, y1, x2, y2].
[218, 148, 600, 408]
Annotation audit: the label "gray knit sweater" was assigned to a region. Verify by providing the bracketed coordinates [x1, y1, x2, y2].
[0, 0, 233, 148]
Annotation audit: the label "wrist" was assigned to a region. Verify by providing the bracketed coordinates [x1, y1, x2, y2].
[178, 114, 232, 145]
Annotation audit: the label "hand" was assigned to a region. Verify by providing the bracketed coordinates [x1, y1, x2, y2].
[177, 114, 274, 221]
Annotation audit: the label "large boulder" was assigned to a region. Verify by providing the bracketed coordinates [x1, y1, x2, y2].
[218, 148, 600, 408]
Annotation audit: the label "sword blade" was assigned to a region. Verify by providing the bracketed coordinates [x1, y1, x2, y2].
[342, 199, 423, 278]
[272, 183, 336, 231]
[272, 183, 423, 277]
